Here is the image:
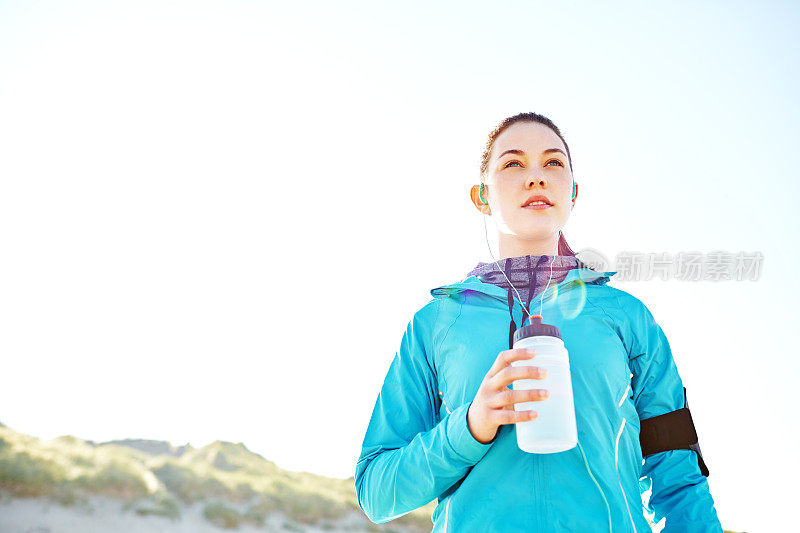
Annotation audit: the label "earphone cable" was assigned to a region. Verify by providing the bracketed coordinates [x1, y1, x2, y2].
[482, 211, 555, 323]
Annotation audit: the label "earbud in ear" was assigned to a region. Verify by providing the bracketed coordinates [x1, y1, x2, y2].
[571, 181, 577, 200]
[479, 183, 488, 205]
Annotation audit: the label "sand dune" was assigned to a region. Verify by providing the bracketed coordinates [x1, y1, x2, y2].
[0, 495, 383, 533]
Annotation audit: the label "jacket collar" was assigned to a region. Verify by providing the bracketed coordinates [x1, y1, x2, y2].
[431, 266, 617, 303]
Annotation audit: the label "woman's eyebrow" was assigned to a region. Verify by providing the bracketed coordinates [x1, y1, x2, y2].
[498, 148, 566, 159]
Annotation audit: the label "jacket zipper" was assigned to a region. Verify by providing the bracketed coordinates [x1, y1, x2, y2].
[513, 278, 637, 531]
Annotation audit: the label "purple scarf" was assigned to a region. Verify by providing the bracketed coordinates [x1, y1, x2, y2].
[466, 254, 583, 309]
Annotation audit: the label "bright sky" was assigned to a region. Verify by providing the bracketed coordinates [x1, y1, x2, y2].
[1, 1, 797, 531]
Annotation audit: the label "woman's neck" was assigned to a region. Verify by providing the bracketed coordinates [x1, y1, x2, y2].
[497, 233, 560, 259]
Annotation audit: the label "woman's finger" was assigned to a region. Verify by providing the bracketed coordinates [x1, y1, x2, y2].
[486, 348, 536, 379]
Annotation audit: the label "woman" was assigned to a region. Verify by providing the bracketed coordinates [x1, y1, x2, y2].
[354, 113, 722, 532]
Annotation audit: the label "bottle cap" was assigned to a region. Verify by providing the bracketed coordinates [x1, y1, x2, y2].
[513, 314, 562, 344]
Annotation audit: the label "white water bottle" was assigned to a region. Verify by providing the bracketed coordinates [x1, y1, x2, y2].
[510, 314, 578, 453]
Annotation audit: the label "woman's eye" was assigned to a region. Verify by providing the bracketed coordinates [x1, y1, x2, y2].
[504, 159, 563, 169]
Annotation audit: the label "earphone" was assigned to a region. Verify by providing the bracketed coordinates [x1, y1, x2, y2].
[478, 181, 576, 206]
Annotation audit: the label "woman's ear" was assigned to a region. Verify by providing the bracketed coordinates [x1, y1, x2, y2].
[571, 181, 578, 209]
[470, 184, 491, 215]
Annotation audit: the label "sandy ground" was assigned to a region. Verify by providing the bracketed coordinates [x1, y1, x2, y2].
[0, 495, 384, 533]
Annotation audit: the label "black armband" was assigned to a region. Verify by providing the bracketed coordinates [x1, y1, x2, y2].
[639, 387, 709, 477]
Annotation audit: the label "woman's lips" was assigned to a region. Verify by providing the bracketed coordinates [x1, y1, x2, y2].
[522, 203, 552, 210]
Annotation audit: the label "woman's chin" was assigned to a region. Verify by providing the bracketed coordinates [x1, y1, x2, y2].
[496, 218, 565, 239]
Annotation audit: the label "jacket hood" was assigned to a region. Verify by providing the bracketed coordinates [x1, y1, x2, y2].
[432, 265, 619, 360]
[431, 266, 618, 302]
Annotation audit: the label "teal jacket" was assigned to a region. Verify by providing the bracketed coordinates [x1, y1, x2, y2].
[354, 267, 722, 532]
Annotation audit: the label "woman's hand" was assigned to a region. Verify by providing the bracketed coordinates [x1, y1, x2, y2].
[466, 348, 549, 444]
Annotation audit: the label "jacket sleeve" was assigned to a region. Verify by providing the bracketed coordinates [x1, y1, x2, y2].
[354, 299, 495, 524]
[628, 300, 723, 533]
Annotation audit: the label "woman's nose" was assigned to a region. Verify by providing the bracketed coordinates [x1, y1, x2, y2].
[527, 176, 547, 187]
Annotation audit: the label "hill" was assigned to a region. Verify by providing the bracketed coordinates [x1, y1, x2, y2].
[0, 423, 433, 532]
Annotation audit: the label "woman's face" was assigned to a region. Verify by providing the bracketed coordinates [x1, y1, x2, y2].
[473, 121, 576, 249]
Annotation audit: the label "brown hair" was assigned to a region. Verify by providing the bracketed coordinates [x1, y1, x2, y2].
[480, 112, 577, 257]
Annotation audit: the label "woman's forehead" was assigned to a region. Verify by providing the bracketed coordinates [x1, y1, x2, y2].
[493, 122, 565, 157]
